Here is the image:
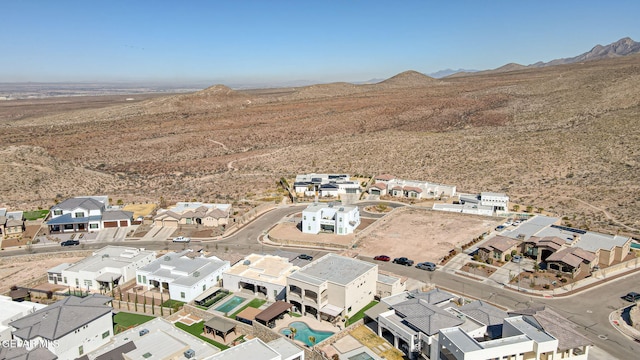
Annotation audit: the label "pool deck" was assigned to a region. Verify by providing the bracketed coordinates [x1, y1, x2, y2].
[274, 313, 342, 334]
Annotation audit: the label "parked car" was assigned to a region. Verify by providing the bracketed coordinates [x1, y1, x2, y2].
[60, 239, 80, 246]
[623, 292, 640, 302]
[172, 236, 191, 243]
[297, 254, 313, 261]
[416, 262, 436, 271]
[495, 225, 506, 231]
[511, 255, 523, 263]
[374, 255, 391, 262]
[393, 257, 414, 266]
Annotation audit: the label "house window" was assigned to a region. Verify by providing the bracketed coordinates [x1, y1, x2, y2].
[75, 278, 79, 286]
[312, 216, 316, 221]
[90, 223, 99, 229]
[102, 331, 110, 339]
[78, 346, 84, 355]
[180, 292, 185, 299]
[138, 275, 142, 283]
[303, 216, 306, 220]
[308, 226, 311, 231]
[348, 306, 352, 312]
[64, 224, 74, 230]
[64, 277, 67, 283]
[84, 280, 92, 288]
[74, 212, 85, 218]
[203, 284, 206, 291]
[143, 276, 147, 284]
[54, 210, 63, 216]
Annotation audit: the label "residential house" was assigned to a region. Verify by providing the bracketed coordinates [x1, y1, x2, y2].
[79, 317, 221, 360]
[294, 173, 361, 199]
[301, 203, 360, 235]
[0, 208, 25, 240]
[223, 254, 299, 301]
[372, 176, 456, 199]
[0, 295, 46, 342]
[503, 216, 632, 269]
[375, 272, 407, 300]
[286, 253, 377, 322]
[546, 247, 597, 276]
[432, 202, 494, 216]
[47, 196, 133, 233]
[153, 202, 231, 228]
[480, 192, 510, 212]
[46, 246, 156, 292]
[136, 250, 230, 302]
[478, 235, 521, 262]
[206, 337, 304, 360]
[9, 295, 113, 360]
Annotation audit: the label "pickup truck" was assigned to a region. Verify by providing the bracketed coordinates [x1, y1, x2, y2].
[393, 257, 414, 266]
[172, 236, 191, 243]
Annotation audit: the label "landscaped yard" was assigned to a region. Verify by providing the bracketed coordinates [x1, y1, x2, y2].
[175, 321, 229, 350]
[23, 209, 49, 220]
[347, 300, 378, 325]
[460, 262, 497, 278]
[162, 299, 186, 309]
[228, 298, 266, 319]
[113, 312, 155, 334]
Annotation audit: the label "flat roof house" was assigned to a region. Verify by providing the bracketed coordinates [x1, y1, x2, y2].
[383, 177, 457, 199]
[223, 254, 299, 302]
[80, 317, 221, 360]
[301, 203, 360, 235]
[287, 253, 377, 322]
[46, 246, 156, 292]
[9, 295, 113, 360]
[0, 295, 47, 342]
[137, 250, 230, 303]
[206, 337, 304, 360]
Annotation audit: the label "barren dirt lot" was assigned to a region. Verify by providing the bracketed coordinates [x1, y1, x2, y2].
[355, 208, 503, 263]
[0, 256, 86, 294]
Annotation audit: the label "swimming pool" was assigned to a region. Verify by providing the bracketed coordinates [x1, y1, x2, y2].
[280, 321, 334, 346]
[215, 295, 246, 313]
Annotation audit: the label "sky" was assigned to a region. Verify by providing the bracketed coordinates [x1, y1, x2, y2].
[1, 0, 639, 86]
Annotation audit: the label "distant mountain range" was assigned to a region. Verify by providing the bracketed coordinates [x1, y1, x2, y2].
[436, 37, 639, 78]
[428, 68, 479, 78]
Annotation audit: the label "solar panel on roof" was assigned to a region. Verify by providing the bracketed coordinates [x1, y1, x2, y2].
[550, 225, 586, 234]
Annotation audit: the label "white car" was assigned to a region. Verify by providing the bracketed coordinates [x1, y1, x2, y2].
[172, 236, 191, 243]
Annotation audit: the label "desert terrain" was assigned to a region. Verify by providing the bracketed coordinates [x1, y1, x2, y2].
[0, 55, 639, 238]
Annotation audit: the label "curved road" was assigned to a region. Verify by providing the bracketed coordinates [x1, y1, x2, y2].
[3, 201, 638, 359]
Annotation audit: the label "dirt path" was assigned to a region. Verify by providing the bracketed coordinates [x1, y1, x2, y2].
[207, 139, 229, 151]
[559, 196, 640, 232]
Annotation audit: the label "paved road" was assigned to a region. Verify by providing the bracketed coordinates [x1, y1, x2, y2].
[4, 202, 638, 359]
[359, 254, 640, 360]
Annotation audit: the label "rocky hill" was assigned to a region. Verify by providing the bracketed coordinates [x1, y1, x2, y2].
[1, 55, 639, 238]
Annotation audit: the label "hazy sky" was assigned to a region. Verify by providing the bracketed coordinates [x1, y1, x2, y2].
[2, 0, 639, 85]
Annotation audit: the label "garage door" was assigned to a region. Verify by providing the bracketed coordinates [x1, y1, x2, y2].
[163, 220, 178, 227]
[104, 221, 118, 228]
[119, 220, 128, 227]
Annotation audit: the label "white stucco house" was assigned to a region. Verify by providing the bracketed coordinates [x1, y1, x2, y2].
[480, 191, 510, 212]
[46, 246, 156, 292]
[294, 173, 361, 199]
[223, 254, 299, 301]
[0, 295, 46, 342]
[136, 250, 230, 302]
[47, 196, 133, 233]
[301, 203, 360, 235]
[9, 295, 114, 360]
[207, 337, 304, 360]
[287, 253, 377, 322]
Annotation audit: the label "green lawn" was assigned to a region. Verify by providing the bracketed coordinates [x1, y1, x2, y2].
[23, 210, 49, 221]
[227, 298, 266, 319]
[162, 299, 185, 308]
[347, 300, 379, 326]
[113, 312, 155, 334]
[175, 321, 229, 350]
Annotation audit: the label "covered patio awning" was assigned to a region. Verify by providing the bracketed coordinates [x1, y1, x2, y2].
[234, 307, 262, 325]
[320, 303, 343, 317]
[255, 300, 293, 325]
[95, 272, 122, 283]
[193, 286, 221, 305]
[204, 316, 237, 342]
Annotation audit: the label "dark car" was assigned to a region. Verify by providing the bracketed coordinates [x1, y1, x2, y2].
[374, 255, 391, 262]
[623, 292, 640, 302]
[393, 257, 414, 266]
[416, 262, 437, 271]
[298, 254, 313, 261]
[60, 239, 80, 246]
